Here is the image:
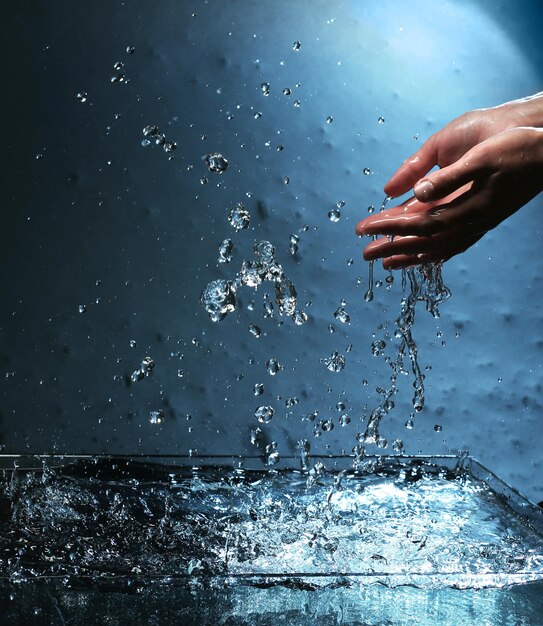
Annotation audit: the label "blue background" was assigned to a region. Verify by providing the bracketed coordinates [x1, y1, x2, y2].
[2, 0, 543, 500]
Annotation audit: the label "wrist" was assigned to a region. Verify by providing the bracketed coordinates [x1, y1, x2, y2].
[497, 92, 543, 129]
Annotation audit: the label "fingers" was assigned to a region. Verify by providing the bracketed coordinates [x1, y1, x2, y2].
[413, 143, 491, 203]
[384, 135, 439, 198]
[356, 183, 480, 238]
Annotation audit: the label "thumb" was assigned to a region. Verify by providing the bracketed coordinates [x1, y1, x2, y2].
[413, 148, 485, 203]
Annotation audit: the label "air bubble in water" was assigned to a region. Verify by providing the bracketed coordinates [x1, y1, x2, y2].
[149, 410, 164, 425]
[76, 92, 88, 103]
[363, 168, 371, 175]
[227, 203, 251, 231]
[200, 279, 237, 322]
[328, 209, 340, 222]
[206, 153, 229, 173]
[261, 82, 270, 96]
[322, 351, 345, 372]
[254, 383, 264, 396]
[249, 324, 261, 338]
[255, 405, 274, 423]
[334, 306, 350, 323]
[218, 239, 233, 264]
[266, 358, 282, 375]
[292, 41, 301, 51]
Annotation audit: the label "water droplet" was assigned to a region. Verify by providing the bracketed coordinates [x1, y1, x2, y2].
[163, 141, 176, 153]
[110, 73, 125, 83]
[293, 100, 301, 108]
[283, 176, 289, 185]
[392, 439, 404, 453]
[205, 153, 228, 173]
[322, 351, 345, 373]
[434, 424, 442, 432]
[254, 240, 275, 265]
[218, 239, 234, 263]
[337, 200, 345, 208]
[249, 324, 261, 338]
[76, 92, 88, 103]
[254, 111, 263, 119]
[266, 358, 282, 375]
[282, 87, 291, 96]
[363, 168, 371, 175]
[36, 153, 44, 160]
[261, 82, 270, 96]
[78, 304, 86, 314]
[367, 205, 375, 213]
[125, 45, 135, 54]
[328, 209, 340, 222]
[276, 144, 284, 151]
[113, 61, 124, 71]
[149, 410, 164, 425]
[326, 116, 333, 124]
[292, 310, 308, 325]
[336, 402, 346, 411]
[143, 125, 159, 137]
[267, 451, 280, 465]
[254, 383, 264, 396]
[322, 419, 334, 432]
[177, 369, 184, 379]
[227, 203, 251, 231]
[405, 419, 414, 429]
[255, 405, 274, 423]
[292, 41, 301, 51]
[339, 414, 350, 426]
[200, 177, 208, 185]
[250, 427, 262, 445]
[371, 340, 386, 356]
[377, 116, 385, 124]
[200, 279, 237, 322]
[129, 339, 136, 348]
[334, 306, 350, 324]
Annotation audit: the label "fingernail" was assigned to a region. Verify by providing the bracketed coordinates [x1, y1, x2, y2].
[414, 179, 434, 201]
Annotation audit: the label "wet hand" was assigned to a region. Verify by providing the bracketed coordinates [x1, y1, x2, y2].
[356, 127, 543, 269]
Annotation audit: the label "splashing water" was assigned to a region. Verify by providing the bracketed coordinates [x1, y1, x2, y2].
[361, 263, 451, 448]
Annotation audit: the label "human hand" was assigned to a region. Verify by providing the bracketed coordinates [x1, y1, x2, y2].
[356, 127, 543, 269]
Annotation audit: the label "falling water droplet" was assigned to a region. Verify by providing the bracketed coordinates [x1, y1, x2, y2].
[363, 168, 371, 175]
[205, 153, 229, 173]
[254, 383, 264, 396]
[255, 405, 274, 424]
[78, 304, 86, 314]
[125, 45, 135, 54]
[377, 116, 385, 124]
[326, 116, 333, 124]
[218, 239, 234, 263]
[227, 203, 251, 231]
[292, 41, 301, 51]
[200, 279, 237, 322]
[261, 82, 270, 96]
[266, 358, 282, 375]
[322, 351, 346, 372]
[328, 209, 340, 222]
[334, 306, 350, 323]
[249, 324, 261, 338]
[76, 92, 88, 103]
[149, 410, 164, 425]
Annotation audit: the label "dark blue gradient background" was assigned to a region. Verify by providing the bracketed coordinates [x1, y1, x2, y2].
[1, 1, 543, 499]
